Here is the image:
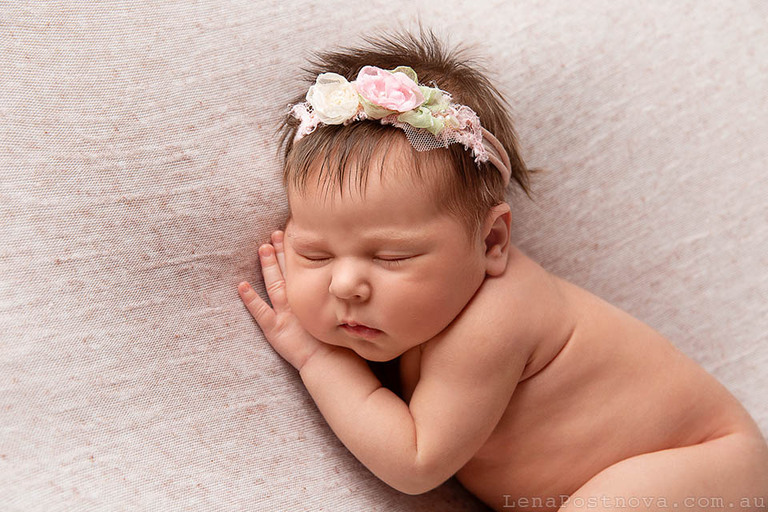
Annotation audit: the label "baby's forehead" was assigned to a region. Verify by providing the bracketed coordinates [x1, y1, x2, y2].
[285, 157, 471, 239]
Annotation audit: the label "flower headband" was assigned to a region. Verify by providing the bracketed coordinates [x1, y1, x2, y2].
[290, 65, 512, 187]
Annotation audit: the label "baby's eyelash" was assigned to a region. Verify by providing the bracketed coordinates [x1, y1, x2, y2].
[374, 256, 412, 266]
[298, 253, 331, 263]
[295, 253, 415, 266]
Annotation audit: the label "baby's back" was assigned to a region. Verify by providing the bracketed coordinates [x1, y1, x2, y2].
[453, 247, 761, 509]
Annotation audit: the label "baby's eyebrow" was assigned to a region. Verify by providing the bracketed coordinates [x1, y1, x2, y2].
[364, 232, 425, 245]
[286, 233, 324, 246]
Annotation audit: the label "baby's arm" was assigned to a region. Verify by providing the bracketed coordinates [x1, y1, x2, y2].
[239, 234, 534, 494]
[300, 294, 530, 494]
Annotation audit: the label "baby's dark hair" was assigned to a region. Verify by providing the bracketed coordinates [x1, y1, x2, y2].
[279, 28, 530, 236]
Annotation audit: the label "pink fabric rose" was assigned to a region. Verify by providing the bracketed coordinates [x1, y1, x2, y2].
[354, 66, 424, 113]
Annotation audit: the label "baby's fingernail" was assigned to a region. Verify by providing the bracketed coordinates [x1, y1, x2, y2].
[238, 282, 251, 292]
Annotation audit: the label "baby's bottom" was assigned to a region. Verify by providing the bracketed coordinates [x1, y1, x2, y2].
[563, 431, 768, 511]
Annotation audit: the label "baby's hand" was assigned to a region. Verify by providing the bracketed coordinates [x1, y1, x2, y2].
[238, 231, 326, 370]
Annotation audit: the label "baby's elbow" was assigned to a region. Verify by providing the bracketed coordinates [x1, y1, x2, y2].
[389, 476, 444, 496]
[384, 459, 451, 495]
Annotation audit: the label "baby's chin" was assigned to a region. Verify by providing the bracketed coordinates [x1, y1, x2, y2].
[358, 350, 402, 363]
[316, 333, 412, 363]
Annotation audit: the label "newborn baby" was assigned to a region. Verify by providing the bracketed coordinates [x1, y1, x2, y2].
[238, 31, 768, 511]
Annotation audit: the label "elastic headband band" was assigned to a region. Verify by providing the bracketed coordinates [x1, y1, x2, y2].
[289, 65, 512, 187]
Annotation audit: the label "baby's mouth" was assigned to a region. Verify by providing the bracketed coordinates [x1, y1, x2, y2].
[339, 322, 382, 340]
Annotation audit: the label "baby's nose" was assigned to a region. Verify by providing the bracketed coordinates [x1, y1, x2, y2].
[329, 261, 371, 302]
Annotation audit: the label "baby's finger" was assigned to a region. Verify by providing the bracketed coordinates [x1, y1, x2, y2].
[259, 244, 288, 308]
[238, 281, 276, 332]
[271, 230, 287, 277]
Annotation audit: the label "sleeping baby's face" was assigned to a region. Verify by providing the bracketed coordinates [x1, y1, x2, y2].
[282, 162, 488, 362]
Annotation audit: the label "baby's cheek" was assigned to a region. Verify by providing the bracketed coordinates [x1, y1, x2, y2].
[391, 284, 462, 340]
[285, 271, 326, 328]
[284, 269, 309, 310]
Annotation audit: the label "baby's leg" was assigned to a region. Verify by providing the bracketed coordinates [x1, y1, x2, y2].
[563, 432, 768, 511]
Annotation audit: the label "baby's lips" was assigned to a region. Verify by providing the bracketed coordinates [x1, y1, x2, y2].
[340, 319, 375, 329]
[339, 321, 384, 341]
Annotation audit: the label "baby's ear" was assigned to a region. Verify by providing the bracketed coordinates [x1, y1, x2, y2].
[483, 203, 512, 277]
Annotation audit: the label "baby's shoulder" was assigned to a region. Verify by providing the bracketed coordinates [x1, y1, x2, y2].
[466, 246, 578, 375]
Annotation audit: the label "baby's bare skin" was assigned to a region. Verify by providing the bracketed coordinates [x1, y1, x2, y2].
[401, 245, 768, 510]
[239, 167, 768, 511]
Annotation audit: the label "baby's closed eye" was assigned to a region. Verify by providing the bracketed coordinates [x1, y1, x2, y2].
[373, 254, 421, 267]
[294, 252, 419, 267]
[295, 252, 333, 265]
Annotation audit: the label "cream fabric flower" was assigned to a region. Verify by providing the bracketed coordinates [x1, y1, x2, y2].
[306, 73, 360, 125]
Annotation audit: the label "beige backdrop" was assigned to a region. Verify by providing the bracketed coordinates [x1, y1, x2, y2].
[1, 1, 766, 510]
